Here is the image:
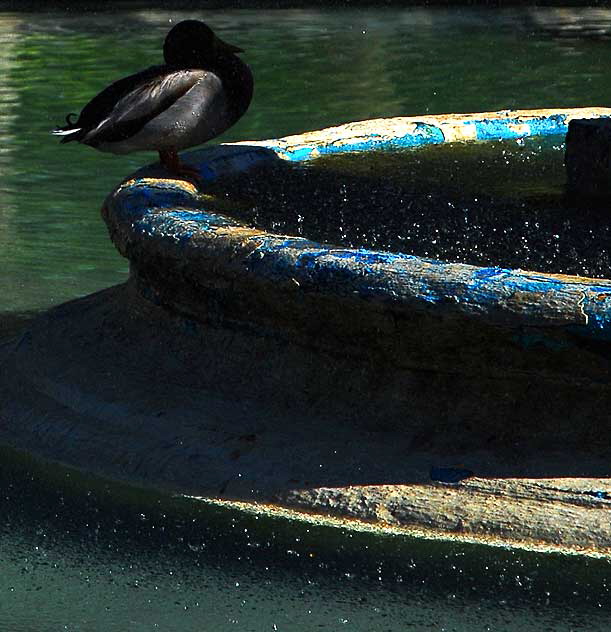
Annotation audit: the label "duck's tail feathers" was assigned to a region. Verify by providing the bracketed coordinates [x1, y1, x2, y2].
[52, 113, 82, 142]
[51, 128, 82, 136]
[51, 126, 83, 144]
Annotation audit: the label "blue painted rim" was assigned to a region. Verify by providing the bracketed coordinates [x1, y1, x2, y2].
[105, 109, 611, 341]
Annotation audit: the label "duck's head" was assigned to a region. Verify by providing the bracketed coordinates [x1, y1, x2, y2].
[163, 20, 244, 67]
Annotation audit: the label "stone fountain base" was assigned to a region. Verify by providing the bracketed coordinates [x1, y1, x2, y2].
[4, 108, 611, 556]
[2, 279, 610, 556]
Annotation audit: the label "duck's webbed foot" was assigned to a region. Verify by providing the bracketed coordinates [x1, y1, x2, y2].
[158, 150, 203, 186]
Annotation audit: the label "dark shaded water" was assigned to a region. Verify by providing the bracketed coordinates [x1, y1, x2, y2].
[3, 6, 611, 630]
[213, 135, 611, 277]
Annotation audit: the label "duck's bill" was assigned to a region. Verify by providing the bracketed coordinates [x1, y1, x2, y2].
[215, 37, 244, 54]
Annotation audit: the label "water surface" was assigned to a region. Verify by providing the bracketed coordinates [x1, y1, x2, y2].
[3, 7, 611, 313]
[2, 449, 611, 631]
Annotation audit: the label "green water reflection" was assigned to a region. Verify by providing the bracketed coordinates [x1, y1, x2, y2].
[2, 447, 610, 631]
[2, 7, 611, 314]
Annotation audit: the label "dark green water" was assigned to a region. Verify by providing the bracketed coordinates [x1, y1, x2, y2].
[3, 7, 611, 314]
[3, 6, 611, 630]
[2, 448, 611, 631]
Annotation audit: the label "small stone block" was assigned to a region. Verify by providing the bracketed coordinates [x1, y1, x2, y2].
[565, 118, 611, 197]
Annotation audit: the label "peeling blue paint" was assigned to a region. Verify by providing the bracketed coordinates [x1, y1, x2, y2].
[261, 114, 576, 163]
[264, 123, 446, 162]
[472, 267, 509, 281]
[474, 116, 569, 140]
[326, 249, 408, 266]
[528, 114, 568, 135]
[165, 210, 237, 228]
[105, 110, 611, 347]
[475, 119, 521, 139]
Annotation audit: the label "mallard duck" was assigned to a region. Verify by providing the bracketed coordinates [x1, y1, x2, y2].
[53, 20, 253, 178]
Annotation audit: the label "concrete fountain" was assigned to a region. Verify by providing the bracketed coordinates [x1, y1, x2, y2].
[2, 107, 611, 556]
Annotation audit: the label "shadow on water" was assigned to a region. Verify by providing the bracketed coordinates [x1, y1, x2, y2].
[0, 309, 38, 341]
[1, 446, 610, 631]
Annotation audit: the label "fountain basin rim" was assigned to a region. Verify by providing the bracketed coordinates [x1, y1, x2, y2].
[3, 109, 611, 552]
[104, 107, 611, 339]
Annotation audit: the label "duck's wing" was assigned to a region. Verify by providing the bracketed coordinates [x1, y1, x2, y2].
[54, 67, 206, 146]
[53, 65, 164, 142]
